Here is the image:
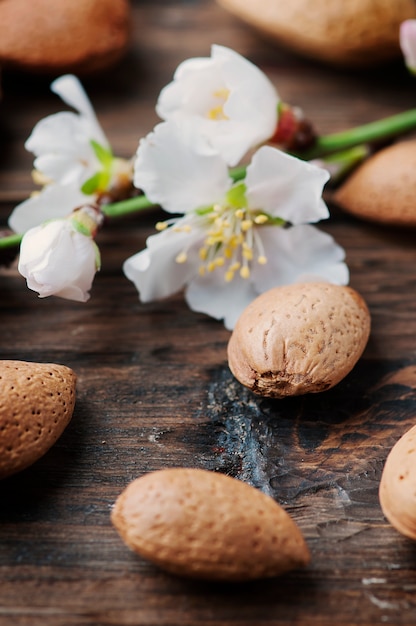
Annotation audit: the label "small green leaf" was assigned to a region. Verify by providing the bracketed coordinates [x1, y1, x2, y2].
[226, 182, 247, 208]
[91, 140, 113, 168]
[81, 173, 101, 195]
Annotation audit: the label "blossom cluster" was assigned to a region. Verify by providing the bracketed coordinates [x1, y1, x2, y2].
[6, 45, 353, 329]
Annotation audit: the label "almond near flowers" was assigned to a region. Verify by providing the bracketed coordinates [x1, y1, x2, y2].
[216, 0, 416, 67]
[227, 282, 370, 398]
[0, 360, 77, 479]
[111, 468, 310, 581]
[333, 141, 416, 227]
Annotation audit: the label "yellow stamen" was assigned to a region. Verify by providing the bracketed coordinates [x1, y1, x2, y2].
[254, 214, 269, 224]
[243, 247, 253, 261]
[173, 224, 192, 233]
[176, 252, 187, 264]
[241, 219, 253, 232]
[258, 255, 267, 265]
[240, 266, 250, 279]
[156, 221, 168, 231]
[225, 270, 234, 282]
[207, 89, 230, 120]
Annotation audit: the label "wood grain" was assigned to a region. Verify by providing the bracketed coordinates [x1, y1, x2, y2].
[1, 1, 416, 624]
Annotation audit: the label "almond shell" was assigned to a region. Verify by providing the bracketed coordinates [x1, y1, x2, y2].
[111, 467, 310, 581]
[0, 360, 77, 479]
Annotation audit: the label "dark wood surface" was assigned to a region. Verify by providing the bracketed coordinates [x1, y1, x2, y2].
[1, 1, 416, 624]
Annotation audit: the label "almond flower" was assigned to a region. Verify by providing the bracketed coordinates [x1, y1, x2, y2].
[18, 205, 102, 302]
[123, 121, 349, 329]
[24, 74, 132, 196]
[400, 20, 416, 75]
[156, 45, 279, 166]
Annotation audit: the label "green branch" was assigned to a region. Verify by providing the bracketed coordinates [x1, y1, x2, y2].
[297, 108, 416, 160]
[0, 232, 22, 249]
[101, 194, 155, 218]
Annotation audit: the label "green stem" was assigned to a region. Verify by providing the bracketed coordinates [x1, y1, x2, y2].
[0, 233, 22, 249]
[101, 194, 155, 218]
[315, 144, 371, 185]
[298, 108, 416, 160]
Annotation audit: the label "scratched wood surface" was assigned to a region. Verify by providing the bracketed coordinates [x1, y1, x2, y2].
[1, 1, 416, 624]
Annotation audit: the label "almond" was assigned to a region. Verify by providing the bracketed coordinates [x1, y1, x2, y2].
[227, 282, 370, 398]
[111, 468, 310, 581]
[333, 141, 416, 227]
[379, 424, 416, 540]
[0, 360, 77, 479]
[216, 0, 416, 67]
[0, 0, 131, 75]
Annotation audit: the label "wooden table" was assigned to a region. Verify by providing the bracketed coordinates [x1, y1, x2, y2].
[1, 1, 416, 624]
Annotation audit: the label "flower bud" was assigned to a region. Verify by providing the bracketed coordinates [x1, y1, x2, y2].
[18, 207, 102, 302]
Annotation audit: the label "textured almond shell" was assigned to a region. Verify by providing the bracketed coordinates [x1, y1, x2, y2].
[0, 360, 77, 479]
[333, 141, 416, 227]
[227, 282, 370, 398]
[0, 0, 130, 75]
[111, 468, 310, 581]
[216, 0, 416, 66]
[379, 424, 416, 540]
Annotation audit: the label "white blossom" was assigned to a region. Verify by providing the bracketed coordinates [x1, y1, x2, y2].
[24, 74, 132, 196]
[156, 45, 279, 166]
[125, 122, 348, 329]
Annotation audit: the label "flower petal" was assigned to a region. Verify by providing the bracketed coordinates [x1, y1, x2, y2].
[245, 146, 330, 224]
[185, 271, 258, 330]
[250, 224, 349, 291]
[134, 121, 231, 214]
[400, 20, 416, 74]
[50, 74, 109, 148]
[8, 184, 91, 234]
[123, 220, 206, 301]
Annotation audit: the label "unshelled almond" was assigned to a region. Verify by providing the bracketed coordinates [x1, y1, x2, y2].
[0, 360, 77, 479]
[379, 424, 416, 540]
[111, 468, 310, 581]
[334, 141, 416, 227]
[216, 0, 416, 67]
[227, 282, 370, 398]
[0, 0, 130, 75]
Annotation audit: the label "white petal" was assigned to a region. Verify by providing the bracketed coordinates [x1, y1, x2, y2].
[246, 146, 330, 224]
[123, 221, 206, 301]
[50, 74, 108, 148]
[8, 184, 91, 234]
[134, 121, 231, 214]
[185, 271, 258, 330]
[250, 224, 349, 291]
[400, 20, 416, 73]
